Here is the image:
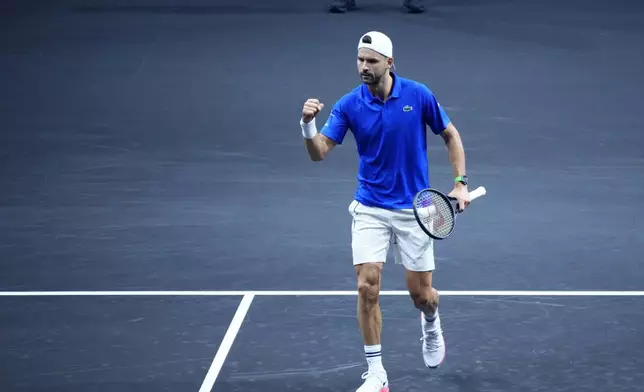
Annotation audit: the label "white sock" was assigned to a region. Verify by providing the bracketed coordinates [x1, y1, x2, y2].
[365, 344, 385, 374]
[423, 308, 438, 323]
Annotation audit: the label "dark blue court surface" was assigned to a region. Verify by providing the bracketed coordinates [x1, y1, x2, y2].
[1, 0, 644, 390]
[216, 295, 644, 392]
[0, 296, 242, 391]
[2, 294, 643, 391]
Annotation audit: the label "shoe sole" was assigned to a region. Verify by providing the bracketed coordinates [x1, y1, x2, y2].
[358, 383, 389, 392]
[425, 344, 445, 369]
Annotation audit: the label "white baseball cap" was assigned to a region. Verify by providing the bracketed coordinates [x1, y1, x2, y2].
[357, 31, 393, 58]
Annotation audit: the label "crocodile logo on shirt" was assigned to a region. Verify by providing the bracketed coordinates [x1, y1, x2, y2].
[403, 105, 413, 112]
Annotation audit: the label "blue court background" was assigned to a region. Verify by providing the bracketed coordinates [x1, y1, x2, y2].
[1, 0, 643, 391]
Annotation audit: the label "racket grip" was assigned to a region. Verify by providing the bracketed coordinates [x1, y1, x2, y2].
[469, 186, 487, 201]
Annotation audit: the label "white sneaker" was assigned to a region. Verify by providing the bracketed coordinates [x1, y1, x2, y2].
[356, 371, 389, 392]
[421, 311, 446, 368]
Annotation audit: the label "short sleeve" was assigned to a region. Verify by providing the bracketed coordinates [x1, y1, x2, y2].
[320, 100, 350, 145]
[422, 86, 451, 135]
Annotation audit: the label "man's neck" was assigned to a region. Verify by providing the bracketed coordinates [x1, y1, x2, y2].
[367, 72, 393, 102]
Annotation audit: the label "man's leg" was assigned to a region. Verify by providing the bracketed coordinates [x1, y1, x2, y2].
[391, 209, 446, 368]
[406, 269, 439, 321]
[405, 269, 445, 368]
[348, 200, 391, 392]
[356, 263, 385, 373]
[356, 263, 383, 347]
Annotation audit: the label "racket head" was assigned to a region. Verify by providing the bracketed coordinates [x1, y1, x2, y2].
[412, 188, 456, 240]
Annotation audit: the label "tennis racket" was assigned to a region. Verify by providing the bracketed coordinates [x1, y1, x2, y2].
[412, 186, 487, 240]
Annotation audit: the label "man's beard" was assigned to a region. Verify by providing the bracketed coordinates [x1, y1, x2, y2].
[361, 72, 381, 85]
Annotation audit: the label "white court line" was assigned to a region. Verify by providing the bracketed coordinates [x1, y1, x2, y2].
[199, 293, 254, 392]
[1, 290, 644, 296]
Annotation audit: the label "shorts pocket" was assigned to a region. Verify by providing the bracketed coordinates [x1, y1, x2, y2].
[348, 200, 360, 216]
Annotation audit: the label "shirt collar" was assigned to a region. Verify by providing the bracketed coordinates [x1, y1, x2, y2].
[362, 72, 402, 103]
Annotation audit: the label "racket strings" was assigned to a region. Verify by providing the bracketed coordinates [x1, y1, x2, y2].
[414, 191, 455, 238]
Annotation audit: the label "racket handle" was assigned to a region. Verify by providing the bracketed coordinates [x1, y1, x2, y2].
[469, 186, 487, 201]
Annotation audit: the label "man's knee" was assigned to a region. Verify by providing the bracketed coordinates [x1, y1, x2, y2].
[409, 280, 439, 313]
[407, 271, 439, 311]
[356, 263, 383, 303]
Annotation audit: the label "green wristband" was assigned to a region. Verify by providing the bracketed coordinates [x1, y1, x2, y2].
[454, 175, 468, 185]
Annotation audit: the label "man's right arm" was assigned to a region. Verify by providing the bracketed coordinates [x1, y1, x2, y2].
[301, 121, 338, 161]
[300, 98, 348, 162]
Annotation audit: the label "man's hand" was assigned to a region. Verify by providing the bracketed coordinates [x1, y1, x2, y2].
[302, 99, 324, 124]
[448, 184, 470, 212]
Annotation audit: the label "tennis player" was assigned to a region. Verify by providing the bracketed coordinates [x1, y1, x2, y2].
[299, 31, 470, 392]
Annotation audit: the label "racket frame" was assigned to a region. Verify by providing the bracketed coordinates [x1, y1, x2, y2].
[412, 185, 487, 240]
[412, 188, 457, 240]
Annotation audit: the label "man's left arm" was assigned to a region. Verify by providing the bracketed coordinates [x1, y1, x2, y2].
[440, 123, 466, 182]
[421, 85, 470, 211]
[440, 123, 470, 211]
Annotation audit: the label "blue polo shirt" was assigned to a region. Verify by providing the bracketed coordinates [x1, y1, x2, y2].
[320, 73, 451, 210]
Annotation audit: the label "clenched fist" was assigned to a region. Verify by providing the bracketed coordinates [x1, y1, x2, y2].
[302, 99, 325, 124]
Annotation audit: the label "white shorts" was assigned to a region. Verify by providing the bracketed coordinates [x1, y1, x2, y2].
[348, 199, 435, 272]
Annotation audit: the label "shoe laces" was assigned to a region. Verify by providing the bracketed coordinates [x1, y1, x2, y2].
[361, 371, 386, 383]
[421, 328, 443, 352]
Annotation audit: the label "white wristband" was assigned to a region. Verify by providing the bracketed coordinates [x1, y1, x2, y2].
[300, 117, 318, 139]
